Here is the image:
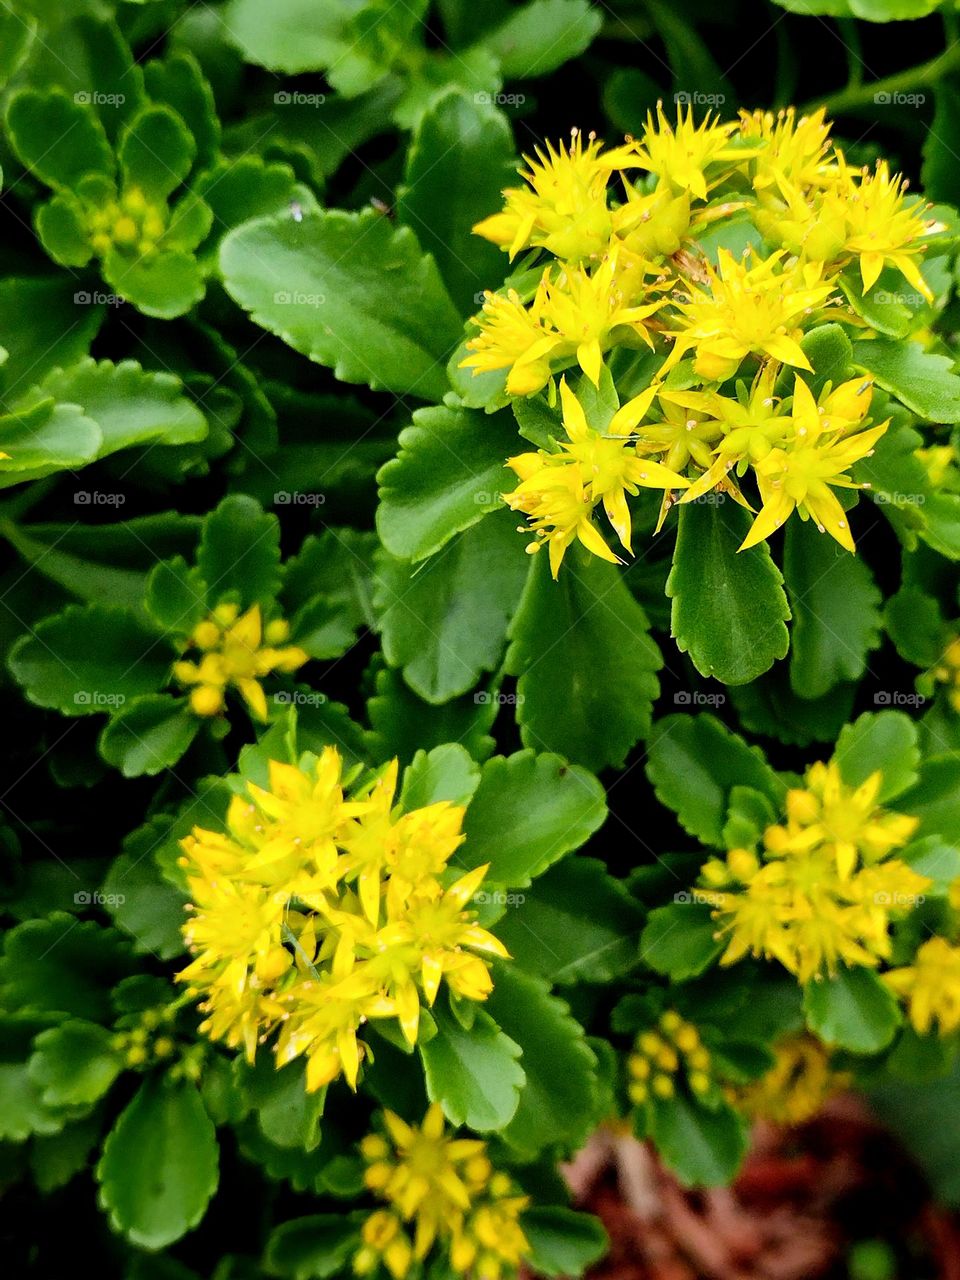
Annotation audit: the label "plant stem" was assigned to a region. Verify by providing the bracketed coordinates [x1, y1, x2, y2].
[805, 39, 960, 117]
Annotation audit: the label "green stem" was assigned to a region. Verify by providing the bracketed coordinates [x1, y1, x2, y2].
[806, 39, 960, 117]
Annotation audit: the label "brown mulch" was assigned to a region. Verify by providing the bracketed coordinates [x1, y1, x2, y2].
[558, 1097, 960, 1280]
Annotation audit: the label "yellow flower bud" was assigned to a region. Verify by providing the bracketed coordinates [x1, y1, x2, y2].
[190, 685, 224, 717]
[652, 1073, 674, 1099]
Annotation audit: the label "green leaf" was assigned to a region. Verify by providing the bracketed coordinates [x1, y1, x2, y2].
[97, 1077, 219, 1249]
[28, 1021, 121, 1108]
[119, 105, 195, 201]
[192, 157, 299, 243]
[103, 246, 206, 320]
[220, 208, 461, 400]
[101, 849, 187, 960]
[486, 965, 599, 1158]
[144, 52, 220, 172]
[834, 710, 920, 801]
[803, 967, 901, 1053]
[367, 666, 497, 765]
[898, 756, 960, 841]
[265, 1215, 365, 1280]
[197, 494, 281, 608]
[668, 496, 791, 685]
[30, 1113, 101, 1193]
[245, 1058, 324, 1151]
[6, 88, 113, 189]
[731, 666, 857, 747]
[650, 1094, 748, 1186]
[222, 0, 422, 91]
[33, 357, 207, 461]
[869, 1057, 960, 1206]
[645, 714, 784, 847]
[376, 405, 517, 561]
[99, 694, 200, 777]
[397, 90, 515, 315]
[506, 551, 662, 770]
[8, 604, 169, 716]
[419, 1003, 524, 1131]
[853, 339, 960, 423]
[461, 750, 606, 885]
[477, 0, 602, 77]
[0, 401, 101, 476]
[885, 587, 946, 668]
[493, 857, 644, 985]
[0, 1017, 77, 1142]
[36, 192, 94, 267]
[523, 1207, 607, 1278]
[375, 510, 528, 703]
[399, 743, 481, 809]
[784, 519, 882, 698]
[0, 916, 132, 1022]
[640, 902, 723, 981]
[0, 276, 103, 391]
[145, 556, 208, 634]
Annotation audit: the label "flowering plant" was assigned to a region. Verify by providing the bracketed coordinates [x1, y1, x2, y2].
[2, 1, 960, 1277]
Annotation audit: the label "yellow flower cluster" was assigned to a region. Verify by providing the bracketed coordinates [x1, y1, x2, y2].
[734, 1033, 849, 1126]
[177, 748, 507, 1090]
[87, 185, 169, 260]
[885, 937, 960, 1036]
[465, 108, 943, 570]
[355, 1104, 530, 1280]
[172, 602, 308, 720]
[626, 1010, 713, 1106]
[698, 760, 927, 983]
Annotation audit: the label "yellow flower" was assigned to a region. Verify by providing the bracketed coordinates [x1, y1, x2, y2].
[885, 938, 960, 1036]
[828, 158, 939, 299]
[741, 375, 887, 552]
[611, 181, 693, 261]
[631, 103, 749, 201]
[627, 1012, 713, 1107]
[738, 107, 836, 200]
[767, 760, 919, 879]
[355, 1105, 530, 1280]
[173, 602, 308, 720]
[734, 1034, 849, 1126]
[662, 248, 837, 380]
[462, 250, 663, 394]
[701, 758, 927, 984]
[472, 128, 637, 262]
[177, 747, 507, 1091]
[504, 376, 688, 575]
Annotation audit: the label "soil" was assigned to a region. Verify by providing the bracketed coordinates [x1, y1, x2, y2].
[558, 1097, 960, 1280]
